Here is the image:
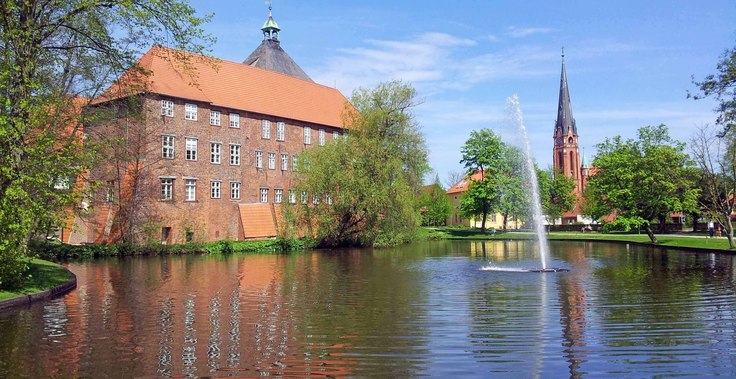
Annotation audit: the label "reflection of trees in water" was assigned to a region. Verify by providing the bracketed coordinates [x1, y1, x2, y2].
[4, 244, 736, 377]
[592, 247, 736, 374]
[278, 248, 431, 378]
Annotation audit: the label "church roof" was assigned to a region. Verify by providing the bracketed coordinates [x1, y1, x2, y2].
[94, 45, 350, 128]
[554, 55, 577, 136]
[243, 39, 313, 82]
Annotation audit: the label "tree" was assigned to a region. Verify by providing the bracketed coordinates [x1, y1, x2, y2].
[289, 81, 429, 247]
[418, 175, 452, 226]
[690, 124, 736, 248]
[458, 129, 506, 233]
[689, 43, 736, 135]
[0, 1, 212, 289]
[583, 124, 699, 243]
[537, 168, 576, 225]
[445, 170, 465, 189]
[496, 146, 529, 230]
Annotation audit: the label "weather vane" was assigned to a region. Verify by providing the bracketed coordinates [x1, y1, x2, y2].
[266, 0, 272, 12]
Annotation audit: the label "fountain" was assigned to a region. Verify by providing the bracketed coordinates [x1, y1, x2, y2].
[487, 96, 568, 273]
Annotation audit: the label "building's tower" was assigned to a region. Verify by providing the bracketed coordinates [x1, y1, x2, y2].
[242, 2, 313, 81]
[553, 49, 582, 196]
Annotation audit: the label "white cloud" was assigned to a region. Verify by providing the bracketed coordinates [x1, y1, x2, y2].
[507, 27, 556, 38]
[310, 32, 556, 95]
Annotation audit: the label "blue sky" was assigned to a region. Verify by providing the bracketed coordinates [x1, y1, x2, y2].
[189, 0, 735, 185]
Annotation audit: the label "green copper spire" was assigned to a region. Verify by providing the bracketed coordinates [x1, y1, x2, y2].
[262, 1, 280, 41]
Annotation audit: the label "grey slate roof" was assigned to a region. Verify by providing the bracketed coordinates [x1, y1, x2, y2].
[554, 59, 577, 136]
[243, 39, 313, 82]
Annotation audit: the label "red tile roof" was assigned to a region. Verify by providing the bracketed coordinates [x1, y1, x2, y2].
[96, 45, 351, 128]
[447, 170, 485, 194]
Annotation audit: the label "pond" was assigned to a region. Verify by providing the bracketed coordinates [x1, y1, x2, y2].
[1, 240, 735, 378]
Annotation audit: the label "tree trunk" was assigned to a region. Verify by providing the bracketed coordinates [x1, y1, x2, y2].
[658, 215, 667, 233]
[726, 219, 735, 249]
[691, 212, 699, 232]
[502, 212, 508, 231]
[480, 210, 487, 233]
[644, 224, 658, 244]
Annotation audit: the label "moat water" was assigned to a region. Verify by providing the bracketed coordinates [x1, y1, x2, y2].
[2, 240, 736, 378]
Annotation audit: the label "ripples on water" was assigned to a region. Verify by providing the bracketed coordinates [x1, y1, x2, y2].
[1, 241, 736, 377]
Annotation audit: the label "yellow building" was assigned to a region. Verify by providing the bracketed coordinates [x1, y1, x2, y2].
[446, 170, 521, 230]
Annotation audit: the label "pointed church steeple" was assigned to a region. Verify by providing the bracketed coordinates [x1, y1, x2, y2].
[552, 48, 583, 221]
[555, 48, 577, 137]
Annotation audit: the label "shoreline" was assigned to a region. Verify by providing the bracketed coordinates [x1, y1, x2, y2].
[0, 262, 77, 311]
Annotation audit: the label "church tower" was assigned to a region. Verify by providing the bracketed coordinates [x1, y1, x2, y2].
[553, 50, 582, 196]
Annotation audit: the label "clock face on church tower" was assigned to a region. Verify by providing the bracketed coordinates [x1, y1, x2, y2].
[556, 137, 564, 145]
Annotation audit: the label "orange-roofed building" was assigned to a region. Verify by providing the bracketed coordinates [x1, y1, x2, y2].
[69, 9, 352, 244]
[445, 170, 521, 230]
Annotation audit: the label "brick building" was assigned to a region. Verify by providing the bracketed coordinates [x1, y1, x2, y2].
[66, 10, 351, 244]
[552, 51, 592, 224]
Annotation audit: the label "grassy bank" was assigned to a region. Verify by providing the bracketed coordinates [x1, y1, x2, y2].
[0, 259, 73, 301]
[423, 227, 734, 252]
[32, 238, 312, 261]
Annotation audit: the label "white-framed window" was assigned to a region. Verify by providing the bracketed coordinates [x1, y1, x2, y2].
[229, 113, 240, 128]
[160, 178, 174, 200]
[288, 190, 296, 204]
[304, 126, 311, 144]
[326, 194, 333, 205]
[185, 179, 196, 201]
[301, 191, 308, 204]
[319, 129, 325, 146]
[230, 144, 241, 166]
[268, 152, 276, 170]
[274, 189, 283, 204]
[162, 135, 174, 159]
[277, 122, 285, 141]
[333, 131, 339, 140]
[105, 180, 114, 203]
[313, 194, 320, 205]
[292, 155, 299, 171]
[211, 181, 221, 199]
[210, 110, 221, 126]
[210, 142, 221, 164]
[185, 103, 197, 120]
[260, 188, 268, 203]
[262, 120, 271, 139]
[281, 153, 288, 171]
[255, 151, 263, 169]
[185, 137, 197, 161]
[230, 182, 241, 200]
[161, 99, 174, 117]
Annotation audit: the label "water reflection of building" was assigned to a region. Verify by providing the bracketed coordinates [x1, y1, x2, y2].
[469, 240, 535, 261]
[557, 266, 589, 377]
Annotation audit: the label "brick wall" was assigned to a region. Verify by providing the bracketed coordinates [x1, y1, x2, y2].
[81, 94, 344, 244]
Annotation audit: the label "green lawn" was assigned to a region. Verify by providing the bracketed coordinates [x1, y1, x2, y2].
[423, 227, 734, 252]
[0, 259, 74, 301]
